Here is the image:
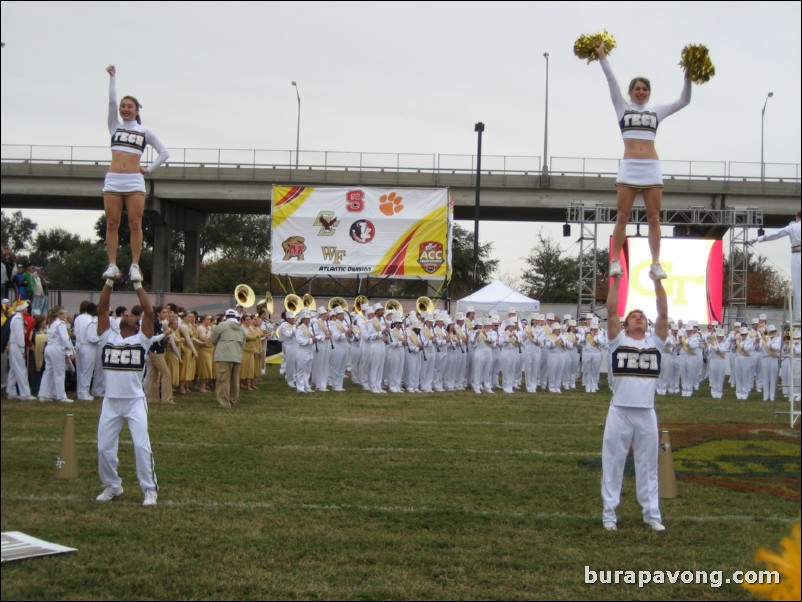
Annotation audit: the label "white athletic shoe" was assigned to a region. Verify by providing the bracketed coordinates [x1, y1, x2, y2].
[102, 264, 122, 279]
[609, 260, 623, 277]
[142, 490, 158, 507]
[646, 520, 666, 532]
[96, 486, 123, 502]
[603, 521, 617, 531]
[129, 264, 143, 282]
[649, 263, 668, 281]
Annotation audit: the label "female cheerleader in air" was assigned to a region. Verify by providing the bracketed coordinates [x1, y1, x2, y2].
[596, 41, 690, 281]
[102, 65, 169, 282]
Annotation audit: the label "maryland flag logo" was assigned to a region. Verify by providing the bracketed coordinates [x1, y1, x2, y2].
[417, 241, 444, 274]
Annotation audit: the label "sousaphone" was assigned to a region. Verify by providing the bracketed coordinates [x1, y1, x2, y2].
[284, 294, 302, 314]
[234, 284, 256, 308]
[354, 295, 370, 317]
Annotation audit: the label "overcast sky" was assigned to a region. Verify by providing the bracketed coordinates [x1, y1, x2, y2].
[2, 1, 800, 282]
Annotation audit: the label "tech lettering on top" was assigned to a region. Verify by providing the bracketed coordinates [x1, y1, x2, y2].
[102, 344, 146, 371]
[110, 128, 146, 152]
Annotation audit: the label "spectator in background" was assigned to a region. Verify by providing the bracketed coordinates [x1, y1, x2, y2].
[211, 309, 246, 409]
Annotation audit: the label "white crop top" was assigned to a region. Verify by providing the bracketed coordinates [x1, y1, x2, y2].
[108, 77, 170, 172]
[600, 58, 691, 141]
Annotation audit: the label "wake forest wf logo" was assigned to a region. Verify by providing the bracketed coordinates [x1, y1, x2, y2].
[282, 236, 306, 260]
[418, 241, 444, 274]
[314, 211, 339, 236]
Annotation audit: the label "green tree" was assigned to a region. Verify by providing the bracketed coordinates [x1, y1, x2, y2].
[724, 248, 790, 307]
[520, 232, 579, 303]
[30, 228, 85, 265]
[1, 210, 37, 254]
[448, 223, 499, 297]
[201, 214, 271, 262]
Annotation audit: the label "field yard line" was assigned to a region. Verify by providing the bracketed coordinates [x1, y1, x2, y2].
[3, 494, 797, 524]
[0, 436, 599, 456]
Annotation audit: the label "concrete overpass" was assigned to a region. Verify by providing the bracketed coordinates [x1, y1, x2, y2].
[2, 145, 799, 292]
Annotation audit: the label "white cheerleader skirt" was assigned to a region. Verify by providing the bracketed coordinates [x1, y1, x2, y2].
[616, 159, 663, 189]
[102, 172, 146, 194]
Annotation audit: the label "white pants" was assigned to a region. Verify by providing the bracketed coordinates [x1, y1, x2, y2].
[601, 405, 660, 525]
[6, 344, 31, 398]
[97, 396, 157, 492]
[39, 345, 68, 401]
[76, 343, 96, 399]
[582, 350, 602, 392]
[708, 356, 727, 398]
[761, 356, 779, 401]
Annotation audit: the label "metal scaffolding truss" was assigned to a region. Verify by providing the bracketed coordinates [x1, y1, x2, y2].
[565, 202, 764, 321]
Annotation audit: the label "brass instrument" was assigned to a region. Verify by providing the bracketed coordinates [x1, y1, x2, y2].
[385, 299, 403, 314]
[284, 293, 302, 314]
[234, 284, 256, 308]
[302, 294, 317, 311]
[256, 291, 274, 316]
[416, 296, 434, 315]
[354, 295, 370, 317]
[328, 296, 349, 314]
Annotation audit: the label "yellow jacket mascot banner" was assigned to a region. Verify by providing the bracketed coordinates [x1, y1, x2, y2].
[271, 186, 452, 279]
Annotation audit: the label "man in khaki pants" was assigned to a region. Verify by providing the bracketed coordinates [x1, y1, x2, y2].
[146, 305, 174, 405]
[211, 309, 246, 408]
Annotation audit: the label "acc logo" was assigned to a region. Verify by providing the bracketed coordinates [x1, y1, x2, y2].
[418, 241, 444, 274]
[349, 220, 375, 244]
[313, 211, 339, 236]
[281, 236, 306, 261]
[346, 190, 365, 212]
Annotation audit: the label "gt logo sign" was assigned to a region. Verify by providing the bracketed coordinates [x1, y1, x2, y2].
[346, 190, 365, 212]
[417, 241, 445, 274]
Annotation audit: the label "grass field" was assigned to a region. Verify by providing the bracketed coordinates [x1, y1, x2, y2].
[1, 371, 799, 601]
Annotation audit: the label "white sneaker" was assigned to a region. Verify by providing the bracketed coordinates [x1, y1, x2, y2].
[646, 520, 666, 532]
[603, 521, 617, 531]
[129, 264, 143, 282]
[102, 264, 122, 279]
[649, 263, 668, 280]
[609, 260, 623, 277]
[142, 489, 158, 507]
[96, 486, 123, 502]
[57, 398, 74, 404]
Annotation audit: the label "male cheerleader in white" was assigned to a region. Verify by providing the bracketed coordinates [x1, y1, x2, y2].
[95, 277, 158, 507]
[602, 271, 668, 532]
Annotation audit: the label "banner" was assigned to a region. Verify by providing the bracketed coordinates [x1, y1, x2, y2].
[612, 237, 724, 324]
[271, 186, 451, 279]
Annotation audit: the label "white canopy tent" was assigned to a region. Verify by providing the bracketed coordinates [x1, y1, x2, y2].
[455, 279, 539, 316]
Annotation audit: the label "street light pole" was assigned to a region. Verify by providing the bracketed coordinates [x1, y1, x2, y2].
[760, 91, 774, 181]
[542, 52, 550, 176]
[472, 122, 485, 292]
[291, 81, 301, 169]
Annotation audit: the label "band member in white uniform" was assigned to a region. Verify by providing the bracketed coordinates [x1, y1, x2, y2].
[95, 277, 158, 506]
[418, 313, 436, 393]
[601, 272, 669, 532]
[707, 329, 730, 399]
[74, 302, 99, 401]
[733, 327, 757, 400]
[38, 307, 76, 403]
[294, 310, 320, 393]
[329, 308, 350, 392]
[278, 312, 297, 389]
[759, 325, 782, 402]
[750, 211, 801, 320]
[5, 303, 35, 400]
[404, 319, 424, 392]
[582, 319, 606, 393]
[544, 323, 571, 393]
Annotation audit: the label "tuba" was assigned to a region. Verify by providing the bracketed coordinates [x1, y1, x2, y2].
[302, 294, 317, 311]
[284, 294, 302, 314]
[256, 291, 274, 316]
[234, 284, 256, 308]
[328, 296, 349, 314]
[385, 299, 403, 314]
[416, 296, 434, 315]
[354, 295, 370, 317]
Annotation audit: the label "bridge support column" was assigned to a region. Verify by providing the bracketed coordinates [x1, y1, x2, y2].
[146, 196, 207, 293]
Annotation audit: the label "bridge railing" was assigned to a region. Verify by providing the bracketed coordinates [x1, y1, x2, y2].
[2, 144, 800, 183]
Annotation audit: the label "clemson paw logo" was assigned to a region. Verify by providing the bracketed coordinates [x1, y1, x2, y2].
[379, 192, 404, 216]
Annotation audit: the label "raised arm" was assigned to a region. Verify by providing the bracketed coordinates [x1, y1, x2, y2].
[596, 41, 628, 118]
[134, 284, 153, 338]
[607, 275, 622, 340]
[653, 279, 669, 340]
[107, 65, 119, 135]
[97, 283, 112, 336]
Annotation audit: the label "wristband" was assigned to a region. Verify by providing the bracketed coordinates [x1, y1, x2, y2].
[105, 278, 115, 288]
[133, 281, 143, 291]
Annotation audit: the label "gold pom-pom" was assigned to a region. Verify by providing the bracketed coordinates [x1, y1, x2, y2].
[574, 30, 617, 63]
[680, 44, 716, 84]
